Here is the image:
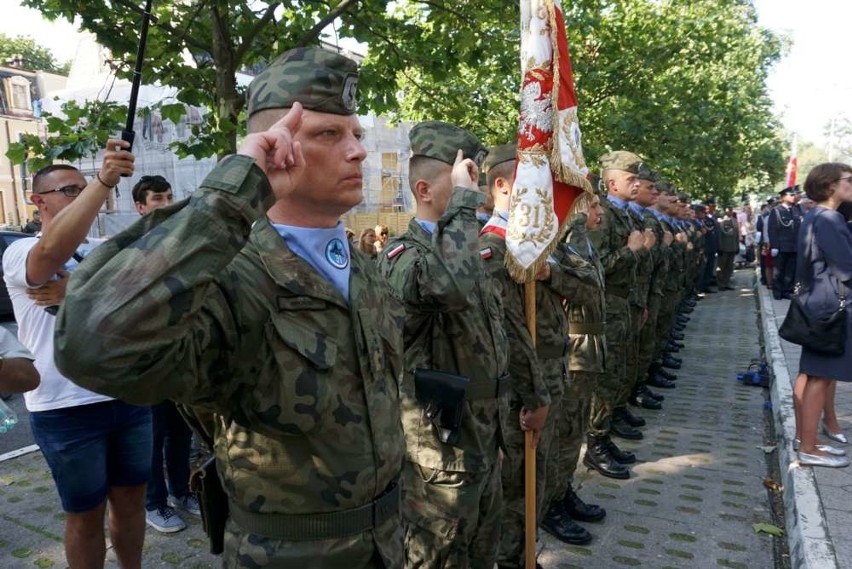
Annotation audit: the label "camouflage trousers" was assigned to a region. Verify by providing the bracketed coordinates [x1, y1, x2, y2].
[716, 251, 736, 287]
[402, 460, 502, 569]
[634, 293, 662, 390]
[222, 513, 402, 568]
[498, 376, 562, 568]
[619, 304, 645, 405]
[655, 288, 680, 359]
[589, 294, 631, 437]
[550, 370, 596, 502]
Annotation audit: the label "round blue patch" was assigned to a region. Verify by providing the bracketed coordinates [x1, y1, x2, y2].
[325, 238, 349, 269]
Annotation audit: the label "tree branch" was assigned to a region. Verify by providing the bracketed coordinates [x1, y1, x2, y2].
[235, 2, 280, 63]
[294, 0, 360, 48]
[112, 0, 210, 54]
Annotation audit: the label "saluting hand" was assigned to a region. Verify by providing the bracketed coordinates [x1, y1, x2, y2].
[662, 231, 673, 246]
[627, 230, 644, 252]
[451, 149, 479, 191]
[643, 228, 656, 249]
[238, 103, 306, 198]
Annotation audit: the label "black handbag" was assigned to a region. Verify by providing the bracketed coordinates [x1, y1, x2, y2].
[779, 282, 847, 356]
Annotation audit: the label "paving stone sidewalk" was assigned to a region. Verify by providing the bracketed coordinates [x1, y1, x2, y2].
[541, 271, 782, 568]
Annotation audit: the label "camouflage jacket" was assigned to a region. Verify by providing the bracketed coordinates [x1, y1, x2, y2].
[626, 207, 654, 308]
[563, 224, 607, 373]
[661, 218, 686, 292]
[589, 197, 640, 298]
[54, 156, 405, 546]
[643, 209, 669, 298]
[479, 230, 549, 409]
[378, 188, 508, 473]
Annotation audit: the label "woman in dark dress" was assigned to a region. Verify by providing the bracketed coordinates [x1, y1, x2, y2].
[794, 163, 852, 467]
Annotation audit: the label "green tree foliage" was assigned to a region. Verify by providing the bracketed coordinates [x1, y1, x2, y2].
[13, 0, 786, 201]
[0, 32, 68, 73]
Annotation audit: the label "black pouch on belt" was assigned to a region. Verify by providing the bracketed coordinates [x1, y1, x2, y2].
[413, 368, 468, 445]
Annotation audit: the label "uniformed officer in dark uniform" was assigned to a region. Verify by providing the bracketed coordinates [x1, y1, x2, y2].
[767, 186, 802, 299]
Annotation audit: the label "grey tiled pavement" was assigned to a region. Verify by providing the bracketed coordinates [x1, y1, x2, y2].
[0, 271, 783, 568]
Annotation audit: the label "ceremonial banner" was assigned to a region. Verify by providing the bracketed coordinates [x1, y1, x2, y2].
[784, 136, 798, 188]
[507, 0, 593, 282]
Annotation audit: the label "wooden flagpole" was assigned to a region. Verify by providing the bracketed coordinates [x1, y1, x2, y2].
[524, 280, 537, 569]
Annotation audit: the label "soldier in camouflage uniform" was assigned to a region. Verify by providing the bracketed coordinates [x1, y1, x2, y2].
[55, 48, 406, 568]
[630, 170, 677, 402]
[612, 165, 660, 441]
[584, 151, 649, 480]
[378, 122, 507, 568]
[542, 196, 609, 545]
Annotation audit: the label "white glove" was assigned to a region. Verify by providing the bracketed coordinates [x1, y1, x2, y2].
[771, 248, 779, 257]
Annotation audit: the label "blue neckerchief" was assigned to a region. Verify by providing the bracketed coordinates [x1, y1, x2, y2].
[628, 202, 645, 216]
[650, 208, 665, 220]
[606, 194, 630, 210]
[495, 209, 510, 222]
[415, 218, 437, 235]
[476, 211, 491, 224]
[270, 221, 350, 302]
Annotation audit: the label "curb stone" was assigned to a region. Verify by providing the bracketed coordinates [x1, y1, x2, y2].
[757, 281, 838, 569]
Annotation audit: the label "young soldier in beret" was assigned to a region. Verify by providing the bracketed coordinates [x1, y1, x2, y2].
[55, 47, 405, 568]
[379, 121, 507, 568]
[584, 151, 648, 480]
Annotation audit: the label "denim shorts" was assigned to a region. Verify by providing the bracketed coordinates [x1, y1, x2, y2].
[30, 400, 153, 513]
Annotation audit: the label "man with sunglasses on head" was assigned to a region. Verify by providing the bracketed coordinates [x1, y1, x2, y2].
[2, 140, 153, 569]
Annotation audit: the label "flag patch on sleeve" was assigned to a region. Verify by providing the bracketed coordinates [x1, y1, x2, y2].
[480, 247, 493, 260]
[387, 243, 406, 260]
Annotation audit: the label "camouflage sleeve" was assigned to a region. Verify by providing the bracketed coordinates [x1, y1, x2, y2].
[480, 234, 549, 410]
[546, 243, 599, 305]
[54, 155, 274, 409]
[588, 211, 636, 279]
[383, 187, 485, 310]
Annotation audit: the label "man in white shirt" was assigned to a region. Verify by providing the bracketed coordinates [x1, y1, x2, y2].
[2, 140, 151, 569]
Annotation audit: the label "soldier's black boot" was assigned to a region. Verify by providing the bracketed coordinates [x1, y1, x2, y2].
[563, 486, 606, 523]
[661, 355, 682, 370]
[647, 372, 676, 389]
[605, 435, 637, 464]
[611, 413, 644, 440]
[617, 405, 646, 427]
[541, 501, 593, 545]
[629, 387, 662, 410]
[583, 435, 630, 479]
[653, 365, 678, 382]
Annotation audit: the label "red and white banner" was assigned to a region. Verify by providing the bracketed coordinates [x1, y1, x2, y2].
[784, 135, 798, 188]
[507, 0, 593, 281]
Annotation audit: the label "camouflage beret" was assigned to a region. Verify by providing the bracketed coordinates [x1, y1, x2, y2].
[409, 121, 488, 167]
[247, 47, 359, 117]
[656, 180, 674, 195]
[482, 143, 517, 173]
[639, 167, 659, 183]
[676, 191, 690, 203]
[599, 150, 645, 175]
[693, 203, 707, 212]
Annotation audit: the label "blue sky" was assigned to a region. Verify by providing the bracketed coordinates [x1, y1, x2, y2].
[2, 0, 850, 151]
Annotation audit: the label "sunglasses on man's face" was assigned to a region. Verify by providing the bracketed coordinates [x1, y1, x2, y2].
[38, 185, 85, 197]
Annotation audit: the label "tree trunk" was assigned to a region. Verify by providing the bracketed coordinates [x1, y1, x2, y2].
[210, 1, 241, 158]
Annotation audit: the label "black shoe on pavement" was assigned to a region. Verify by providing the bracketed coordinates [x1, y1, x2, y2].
[605, 436, 637, 464]
[541, 502, 593, 545]
[665, 354, 683, 364]
[665, 343, 681, 353]
[611, 415, 644, 440]
[673, 324, 686, 333]
[617, 405, 646, 427]
[563, 487, 606, 523]
[655, 367, 678, 381]
[661, 356, 681, 370]
[677, 314, 690, 323]
[642, 385, 664, 401]
[647, 374, 676, 389]
[671, 331, 685, 341]
[629, 390, 662, 410]
[584, 435, 630, 479]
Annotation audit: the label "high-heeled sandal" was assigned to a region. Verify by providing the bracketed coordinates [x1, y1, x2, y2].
[821, 421, 848, 445]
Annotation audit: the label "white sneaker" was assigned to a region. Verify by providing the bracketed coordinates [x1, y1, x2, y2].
[168, 494, 201, 517]
[146, 506, 187, 533]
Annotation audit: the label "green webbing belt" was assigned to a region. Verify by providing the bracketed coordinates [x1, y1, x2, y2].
[229, 480, 399, 541]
